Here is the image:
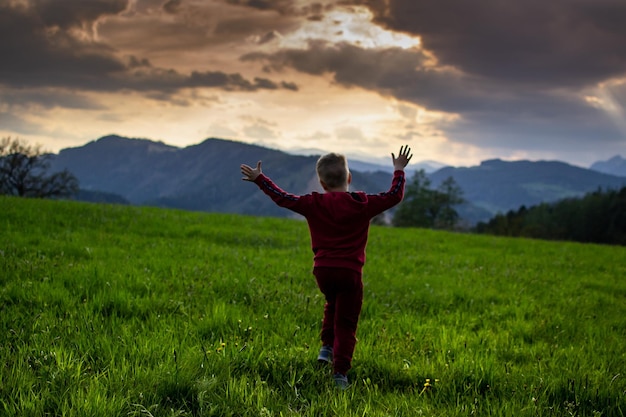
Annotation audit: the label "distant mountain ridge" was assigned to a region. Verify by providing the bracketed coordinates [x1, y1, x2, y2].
[590, 155, 626, 177]
[50, 135, 391, 218]
[347, 159, 445, 175]
[429, 159, 626, 223]
[49, 135, 626, 224]
[279, 147, 445, 173]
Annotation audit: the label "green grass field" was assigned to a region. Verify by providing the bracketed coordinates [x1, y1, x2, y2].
[1, 196, 625, 416]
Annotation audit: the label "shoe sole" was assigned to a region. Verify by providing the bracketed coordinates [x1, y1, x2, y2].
[317, 358, 332, 366]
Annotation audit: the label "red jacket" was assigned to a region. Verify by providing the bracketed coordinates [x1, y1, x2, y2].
[253, 170, 406, 272]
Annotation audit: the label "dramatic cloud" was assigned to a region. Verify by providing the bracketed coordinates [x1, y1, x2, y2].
[0, 1, 297, 96]
[243, 40, 616, 149]
[241, 0, 626, 154]
[352, 0, 626, 85]
[163, 0, 183, 14]
[225, 0, 332, 18]
[1, 0, 625, 166]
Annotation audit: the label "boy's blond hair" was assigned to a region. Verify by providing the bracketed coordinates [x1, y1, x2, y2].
[316, 153, 349, 189]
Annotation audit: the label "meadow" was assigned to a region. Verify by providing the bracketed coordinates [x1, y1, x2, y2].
[1, 195, 625, 416]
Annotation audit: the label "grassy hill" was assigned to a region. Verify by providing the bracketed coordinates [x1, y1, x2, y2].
[1, 196, 625, 416]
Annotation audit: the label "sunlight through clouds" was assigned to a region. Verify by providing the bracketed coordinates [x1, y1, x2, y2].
[594, 80, 626, 138]
[280, 6, 421, 50]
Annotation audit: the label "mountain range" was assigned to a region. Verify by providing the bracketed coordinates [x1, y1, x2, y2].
[49, 135, 626, 225]
[590, 155, 626, 177]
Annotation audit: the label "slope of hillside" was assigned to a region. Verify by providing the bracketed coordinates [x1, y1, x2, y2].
[429, 158, 626, 218]
[2, 196, 625, 416]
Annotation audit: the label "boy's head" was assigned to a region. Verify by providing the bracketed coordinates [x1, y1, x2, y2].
[316, 153, 351, 191]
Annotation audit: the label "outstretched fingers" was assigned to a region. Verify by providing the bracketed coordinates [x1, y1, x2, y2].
[391, 145, 413, 169]
[396, 145, 413, 163]
[400, 145, 413, 160]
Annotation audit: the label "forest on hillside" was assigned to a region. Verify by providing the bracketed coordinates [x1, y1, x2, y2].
[474, 186, 626, 245]
[395, 169, 626, 246]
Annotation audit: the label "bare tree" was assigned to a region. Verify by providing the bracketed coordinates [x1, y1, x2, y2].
[0, 137, 79, 198]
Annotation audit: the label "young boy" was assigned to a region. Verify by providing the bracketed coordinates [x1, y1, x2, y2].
[240, 145, 412, 388]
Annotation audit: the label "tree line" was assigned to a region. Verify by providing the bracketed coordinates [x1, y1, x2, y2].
[389, 167, 626, 246]
[474, 187, 626, 245]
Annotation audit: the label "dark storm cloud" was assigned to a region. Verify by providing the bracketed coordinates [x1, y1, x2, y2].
[353, 0, 626, 88]
[0, 1, 125, 83]
[0, 1, 297, 105]
[225, 0, 333, 19]
[243, 41, 474, 114]
[242, 41, 581, 115]
[367, 0, 626, 147]
[29, 0, 128, 29]
[226, 0, 296, 14]
[163, 0, 183, 14]
[119, 1, 303, 51]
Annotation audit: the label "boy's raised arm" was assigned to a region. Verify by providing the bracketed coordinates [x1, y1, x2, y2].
[391, 145, 413, 171]
[241, 161, 262, 182]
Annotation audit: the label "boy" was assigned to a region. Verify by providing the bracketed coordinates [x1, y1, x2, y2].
[240, 145, 412, 388]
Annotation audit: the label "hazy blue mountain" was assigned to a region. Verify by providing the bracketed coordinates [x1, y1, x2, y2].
[52, 135, 179, 203]
[427, 158, 626, 223]
[50, 136, 626, 225]
[50, 135, 391, 218]
[287, 148, 445, 174]
[590, 155, 626, 177]
[348, 159, 445, 175]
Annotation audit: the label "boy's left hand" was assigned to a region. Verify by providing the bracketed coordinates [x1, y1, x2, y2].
[241, 161, 262, 181]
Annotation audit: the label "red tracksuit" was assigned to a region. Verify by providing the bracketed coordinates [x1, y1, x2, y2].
[253, 170, 406, 374]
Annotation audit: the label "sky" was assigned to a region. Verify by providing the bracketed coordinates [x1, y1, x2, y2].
[1, 0, 626, 168]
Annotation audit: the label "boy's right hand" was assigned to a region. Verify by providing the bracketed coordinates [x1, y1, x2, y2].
[391, 145, 413, 171]
[241, 161, 262, 181]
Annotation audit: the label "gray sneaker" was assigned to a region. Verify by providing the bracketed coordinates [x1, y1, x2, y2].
[317, 346, 333, 365]
[333, 373, 349, 390]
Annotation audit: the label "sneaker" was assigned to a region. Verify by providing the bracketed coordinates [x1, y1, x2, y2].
[317, 346, 333, 365]
[333, 373, 349, 390]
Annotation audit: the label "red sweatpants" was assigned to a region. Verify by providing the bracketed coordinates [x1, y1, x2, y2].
[313, 266, 363, 375]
